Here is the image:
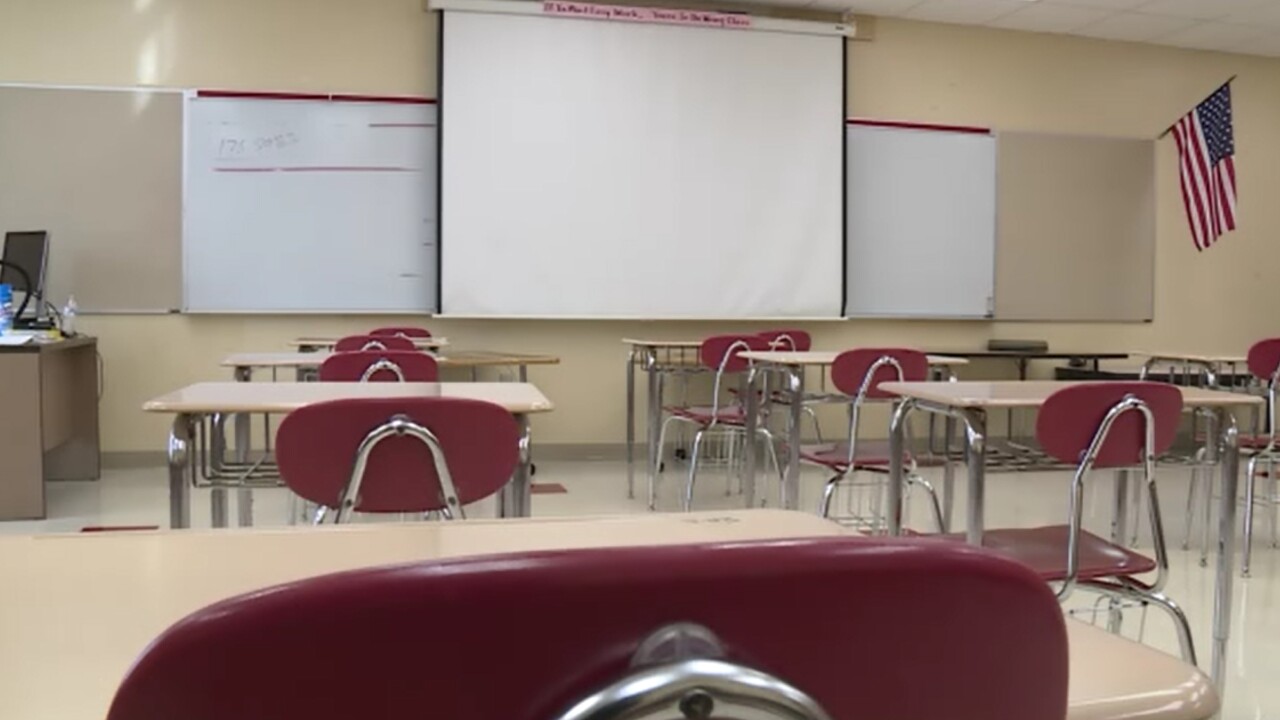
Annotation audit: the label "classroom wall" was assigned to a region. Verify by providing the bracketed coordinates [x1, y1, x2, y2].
[2, 0, 1277, 452]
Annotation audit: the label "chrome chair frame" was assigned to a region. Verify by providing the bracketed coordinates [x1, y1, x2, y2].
[360, 339, 390, 351]
[1056, 394, 1195, 664]
[763, 333, 824, 443]
[555, 623, 832, 720]
[653, 340, 782, 512]
[313, 413, 462, 524]
[817, 355, 945, 533]
[1243, 363, 1280, 575]
[358, 357, 407, 382]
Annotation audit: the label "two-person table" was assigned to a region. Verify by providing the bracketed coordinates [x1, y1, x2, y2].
[224, 349, 561, 383]
[880, 380, 1261, 693]
[142, 382, 553, 528]
[0, 509, 1215, 720]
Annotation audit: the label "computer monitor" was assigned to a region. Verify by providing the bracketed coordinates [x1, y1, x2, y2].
[0, 231, 50, 317]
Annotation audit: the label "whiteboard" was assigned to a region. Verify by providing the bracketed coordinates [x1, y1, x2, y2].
[845, 122, 996, 318]
[183, 95, 436, 312]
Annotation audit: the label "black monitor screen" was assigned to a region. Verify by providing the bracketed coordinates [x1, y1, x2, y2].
[0, 231, 48, 295]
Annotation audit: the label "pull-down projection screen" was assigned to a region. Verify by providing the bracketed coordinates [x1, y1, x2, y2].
[439, 2, 845, 318]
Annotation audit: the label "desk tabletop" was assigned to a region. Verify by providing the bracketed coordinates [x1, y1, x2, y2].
[1135, 351, 1248, 365]
[881, 380, 1263, 409]
[0, 510, 839, 719]
[291, 335, 449, 349]
[622, 338, 703, 348]
[142, 381, 554, 414]
[222, 350, 561, 369]
[927, 350, 1130, 361]
[739, 350, 968, 367]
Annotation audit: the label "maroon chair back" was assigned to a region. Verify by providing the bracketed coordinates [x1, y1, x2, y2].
[1247, 338, 1280, 381]
[332, 334, 416, 352]
[830, 348, 929, 399]
[275, 397, 519, 512]
[107, 538, 1068, 720]
[1036, 382, 1183, 468]
[370, 326, 432, 339]
[699, 334, 769, 373]
[318, 351, 439, 382]
[759, 329, 812, 351]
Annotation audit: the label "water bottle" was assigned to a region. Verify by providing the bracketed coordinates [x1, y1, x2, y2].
[61, 294, 78, 337]
[0, 284, 12, 336]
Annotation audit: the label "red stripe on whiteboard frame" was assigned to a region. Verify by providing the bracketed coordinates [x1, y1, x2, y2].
[846, 118, 991, 135]
[196, 90, 435, 104]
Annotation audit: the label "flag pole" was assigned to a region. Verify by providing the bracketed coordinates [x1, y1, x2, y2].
[1159, 75, 1238, 139]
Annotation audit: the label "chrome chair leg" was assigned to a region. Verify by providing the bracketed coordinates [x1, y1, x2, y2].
[683, 429, 708, 512]
[312, 505, 329, 525]
[1244, 454, 1260, 577]
[1182, 460, 1201, 550]
[909, 473, 947, 533]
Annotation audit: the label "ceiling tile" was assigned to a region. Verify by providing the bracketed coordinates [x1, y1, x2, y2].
[1040, 0, 1148, 9]
[988, 3, 1114, 32]
[1236, 30, 1280, 55]
[1131, 0, 1233, 21]
[839, 0, 927, 13]
[904, 0, 1029, 25]
[1225, 2, 1280, 27]
[1074, 11, 1200, 40]
[1158, 20, 1268, 51]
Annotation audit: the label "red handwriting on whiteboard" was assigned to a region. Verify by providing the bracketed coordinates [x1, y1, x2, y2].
[541, 1, 751, 29]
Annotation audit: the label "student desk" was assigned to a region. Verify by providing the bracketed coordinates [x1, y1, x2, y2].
[223, 349, 560, 382]
[292, 335, 448, 352]
[880, 380, 1261, 693]
[142, 382, 553, 528]
[737, 350, 967, 512]
[1135, 352, 1249, 387]
[0, 336, 99, 519]
[0, 510, 1214, 720]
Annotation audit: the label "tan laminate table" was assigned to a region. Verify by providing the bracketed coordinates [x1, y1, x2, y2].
[736, 350, 969, 511]
[223, 350, 560, 382]
[0, 510, 1213, 720]
[879, 380, 1261, 695]
[291, 335, 449, 351]
[142, 382, 553, 528]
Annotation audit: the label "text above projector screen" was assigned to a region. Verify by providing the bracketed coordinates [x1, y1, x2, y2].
[439, 3, 845, 318]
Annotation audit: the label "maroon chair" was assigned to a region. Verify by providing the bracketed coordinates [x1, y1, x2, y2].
[275, 397, 519, 523]
[801, 348, 942, 531]
[653, 334, 774, 511]
[369, 326, 432, 339]
[332, 334, 416, 353]
[107, 537, 1069, 720]
[1242, 337, 1280, 574]
[944, 382, 1195, 662]
[318, 350, 439, 382]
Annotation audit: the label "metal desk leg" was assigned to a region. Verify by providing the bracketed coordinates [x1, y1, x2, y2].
[499, 415, 532, 518]
[1200, 409, 1221, 567]
[887, 401, 914, 535]
[942, 415, 956, 531]
[1212, 412, 1240, 694]
[232, 365, 254, 527]
[626, 347, 637, 499]
[1108, 469, 1131, 632]
[782, 365, 804, 510]
[645, 352, 663, 510]
[743, 366, 761, 510]
[963, 409, 988, 545]
[167, 414, 195, 530]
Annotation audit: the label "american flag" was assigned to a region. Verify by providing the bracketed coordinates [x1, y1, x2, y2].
[1171, 83, 1237, 251]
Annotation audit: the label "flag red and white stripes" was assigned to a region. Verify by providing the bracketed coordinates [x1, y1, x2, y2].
[1171, 83, 1237, 251]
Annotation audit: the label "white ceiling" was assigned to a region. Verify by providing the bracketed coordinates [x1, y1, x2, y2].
[786, 0, 1280, 57]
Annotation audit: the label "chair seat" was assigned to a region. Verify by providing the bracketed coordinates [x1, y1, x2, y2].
[939, 526, 1157, 581]
[665, 405, 746, 426]
[1066, 619, 1217, 720]
[799, 441, 945, 471]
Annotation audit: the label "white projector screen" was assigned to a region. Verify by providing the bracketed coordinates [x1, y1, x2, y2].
[440, 7, 844, 318]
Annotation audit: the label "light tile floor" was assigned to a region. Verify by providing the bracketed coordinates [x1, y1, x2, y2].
[8, 458, 1280, 719]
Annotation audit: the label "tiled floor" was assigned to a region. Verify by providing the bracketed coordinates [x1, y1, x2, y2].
[9, 458, 1280, 719]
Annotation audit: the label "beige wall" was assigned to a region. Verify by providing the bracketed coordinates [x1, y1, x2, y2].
[1, 1, 1277, 451]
